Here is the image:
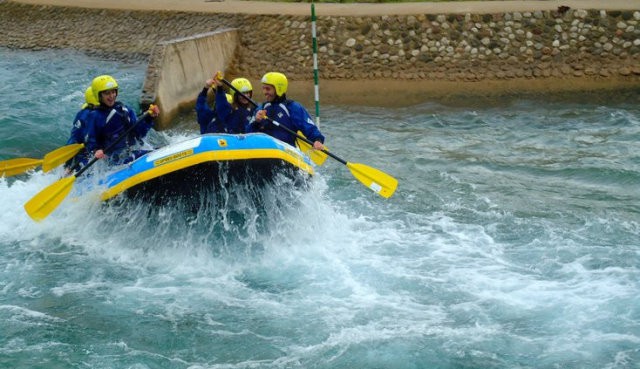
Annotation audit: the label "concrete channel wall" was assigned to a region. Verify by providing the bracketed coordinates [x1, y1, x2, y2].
[140, 29, 240, 130]
[1, 1, 639, 128]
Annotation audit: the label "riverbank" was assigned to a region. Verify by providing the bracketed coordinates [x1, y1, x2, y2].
[2, 0, 639, 106]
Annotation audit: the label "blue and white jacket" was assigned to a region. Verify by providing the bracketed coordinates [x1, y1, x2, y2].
[214, 89, 252, 134]
[67, 106, 93, 145]
[86, 102, 153, 158]
[247, 99, 324, 146]
[195, 87, 220, 134]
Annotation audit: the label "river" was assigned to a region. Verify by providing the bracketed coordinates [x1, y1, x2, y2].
[1, 47, 639, 369]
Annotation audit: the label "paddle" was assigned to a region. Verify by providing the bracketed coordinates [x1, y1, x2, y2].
[221, 77, 398, 199]
[1, 158, 43, 177]
[24, 110, 152, 221]
[294, 133, 328, 166]
[0, 143, 85, 177]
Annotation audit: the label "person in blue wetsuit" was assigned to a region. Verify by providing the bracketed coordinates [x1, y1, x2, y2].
[211, 73, 254, 134]
[85, 74, 159, 165]
[248, 72, 325, 150]
[195, 78, 234, 134]
[68, 86, 98, 145]
[64, 85, 98, 170]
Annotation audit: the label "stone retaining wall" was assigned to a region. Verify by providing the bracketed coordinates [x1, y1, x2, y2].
[2, 2, 639, 94]
[294, 9, 640, 81]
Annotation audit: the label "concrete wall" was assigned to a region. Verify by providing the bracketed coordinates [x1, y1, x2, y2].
[140, 29, 239, 130]
[2, 3, 638, 85]
[1, 2, 639, 125]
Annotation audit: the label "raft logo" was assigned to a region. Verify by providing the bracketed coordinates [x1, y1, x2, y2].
[284, 147, 302, 162]
[153, 149, 193, 166]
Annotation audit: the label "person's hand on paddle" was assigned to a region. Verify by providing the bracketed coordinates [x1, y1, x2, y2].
[312, 141, 324, 151]
[212, 71, 224, 88]
[94, 149, 106, 160]
[148, 104, 160, 118]
[253, 109, 271, 130]
[255, 109, 267, 122]
[206, 77, 222, 89]
[204, 72, 223, 90]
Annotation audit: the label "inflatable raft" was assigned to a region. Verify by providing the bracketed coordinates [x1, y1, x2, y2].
[98, 133, 314, 201]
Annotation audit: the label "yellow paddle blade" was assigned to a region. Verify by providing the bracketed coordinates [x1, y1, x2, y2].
[347, 162, 398, 199]
[0, 158, 43, 177]
[42, 143, 84, 172]
[296, 132, 328, 166]
[24, 176, 76, 221]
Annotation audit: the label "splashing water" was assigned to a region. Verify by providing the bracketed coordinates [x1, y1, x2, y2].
[1, 47, 639, 369]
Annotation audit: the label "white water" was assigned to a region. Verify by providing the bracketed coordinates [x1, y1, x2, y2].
[1, 48, 640, 369]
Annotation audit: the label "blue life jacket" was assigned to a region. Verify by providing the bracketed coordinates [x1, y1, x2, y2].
[67, 106, 93, 145]
[247, 99, 323, 146]
[214, 89, 252, 134]
[86, 102, 153, 159]
[195, 87, 222, 134]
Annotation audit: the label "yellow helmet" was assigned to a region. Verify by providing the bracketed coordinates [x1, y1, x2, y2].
[261, 72, 288, 97]
[84, 86, 98, 107]
[91, 75, 118, 102]
[230, 77, 253, 97]
[225, 94, 233, 104]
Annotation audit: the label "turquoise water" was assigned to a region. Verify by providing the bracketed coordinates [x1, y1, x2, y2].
[1, 47, 640, 369]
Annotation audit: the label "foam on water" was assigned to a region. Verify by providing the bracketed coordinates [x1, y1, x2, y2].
[1, 48, 640, 369]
